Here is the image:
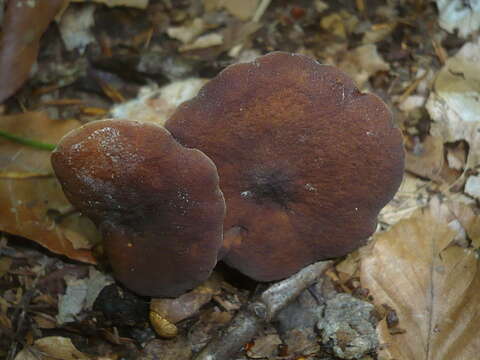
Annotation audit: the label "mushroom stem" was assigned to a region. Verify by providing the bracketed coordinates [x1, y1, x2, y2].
[193, 260, 332, 360]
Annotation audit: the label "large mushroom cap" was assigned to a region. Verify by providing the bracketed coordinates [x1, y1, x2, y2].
[52, 119, 225, 297]
[166, 52, 405, 281]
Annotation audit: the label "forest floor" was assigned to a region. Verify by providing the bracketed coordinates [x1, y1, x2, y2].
[0, 1, 479, 359]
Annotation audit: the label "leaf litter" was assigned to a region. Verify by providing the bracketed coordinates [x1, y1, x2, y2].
[0, 0, 479, 359]
[361, 203, 480, 360]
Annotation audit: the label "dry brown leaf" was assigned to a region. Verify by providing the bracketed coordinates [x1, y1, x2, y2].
[14, 336, 90, 360]
[71, 0, 149, 8]
[338, 44, 390, 88]
[379, 173, 430, 226]
[0, 112, 98, 263]
[426, 38, 480, 172]
[361, 206, 480, 360]
[0, 0, 66, 103]
[203, 0, 260, 21]
[111, 79, 207, 126]
[405, 135, 444, 181]
[443, 195, 480, 248]
[335, 250, 361, 282]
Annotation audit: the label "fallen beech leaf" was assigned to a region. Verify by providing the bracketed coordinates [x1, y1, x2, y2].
[379, 173, 430, 226]
[14, 336, 89, 360]
[405, 135, 444, 181]
[0, 112, 98, 263]
[111, 79, 207, 126]
[361, 206, 480, 360]
[335, 250, 361, 282]
[426, 38, 480, 171]
[443, 195, 480, 248]
[0, 0, 66, 103]
[338, 44, 390, 87]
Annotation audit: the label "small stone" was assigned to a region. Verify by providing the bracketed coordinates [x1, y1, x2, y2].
[317, 293, 379, 360]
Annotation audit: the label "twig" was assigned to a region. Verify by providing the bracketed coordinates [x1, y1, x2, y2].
[252, 0, 271, 23]
[193, 260, 332, 360]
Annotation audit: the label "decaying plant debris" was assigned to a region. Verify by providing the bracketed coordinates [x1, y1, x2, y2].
[1, 1, 480, 360]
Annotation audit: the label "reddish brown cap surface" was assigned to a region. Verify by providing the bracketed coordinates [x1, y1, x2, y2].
[52, 119, 225, 297]
[166, 52, 405, 281]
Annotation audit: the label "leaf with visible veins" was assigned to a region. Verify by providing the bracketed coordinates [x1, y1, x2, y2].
[361, 206, 480, 360]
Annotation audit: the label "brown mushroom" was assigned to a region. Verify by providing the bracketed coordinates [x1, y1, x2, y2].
[166, 52, 405, 281]
[51, 119, 225, 297]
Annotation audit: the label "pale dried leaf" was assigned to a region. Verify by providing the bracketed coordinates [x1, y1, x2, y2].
[436, 0, 480, 38]
[111, 79, 207, 126]
[405, 135, 444, 181]
[179, 33, 223, 52]
[446, 141, 467, 171]
[339, 44, 390, 87]
[14, 336, 90, 360]
[376, 318, 404, 360]
[320, 11, 358, 39]
[361, 206, 480, 360]
[167, 19, 207, 44]
[57, 267, 113, 324]
[58, 4, 96, 53]
[426, 38, 480, 171]
[443, 194, 480, 248]
[465, 175, 480, 200]
[335, 250, 361, 281]
[247, 334, 282, 359]
[379, 174, 430, 226]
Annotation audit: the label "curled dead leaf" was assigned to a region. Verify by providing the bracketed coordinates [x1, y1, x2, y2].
[14, 336, 90, 360]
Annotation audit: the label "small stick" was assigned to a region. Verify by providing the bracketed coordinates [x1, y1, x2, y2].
[252, 0, 271, 22]
[194, 260, 332, 360]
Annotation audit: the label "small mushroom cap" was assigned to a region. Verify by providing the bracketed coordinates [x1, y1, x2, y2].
[52, 119, 225, 297]
[166, 52, 405, 281]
